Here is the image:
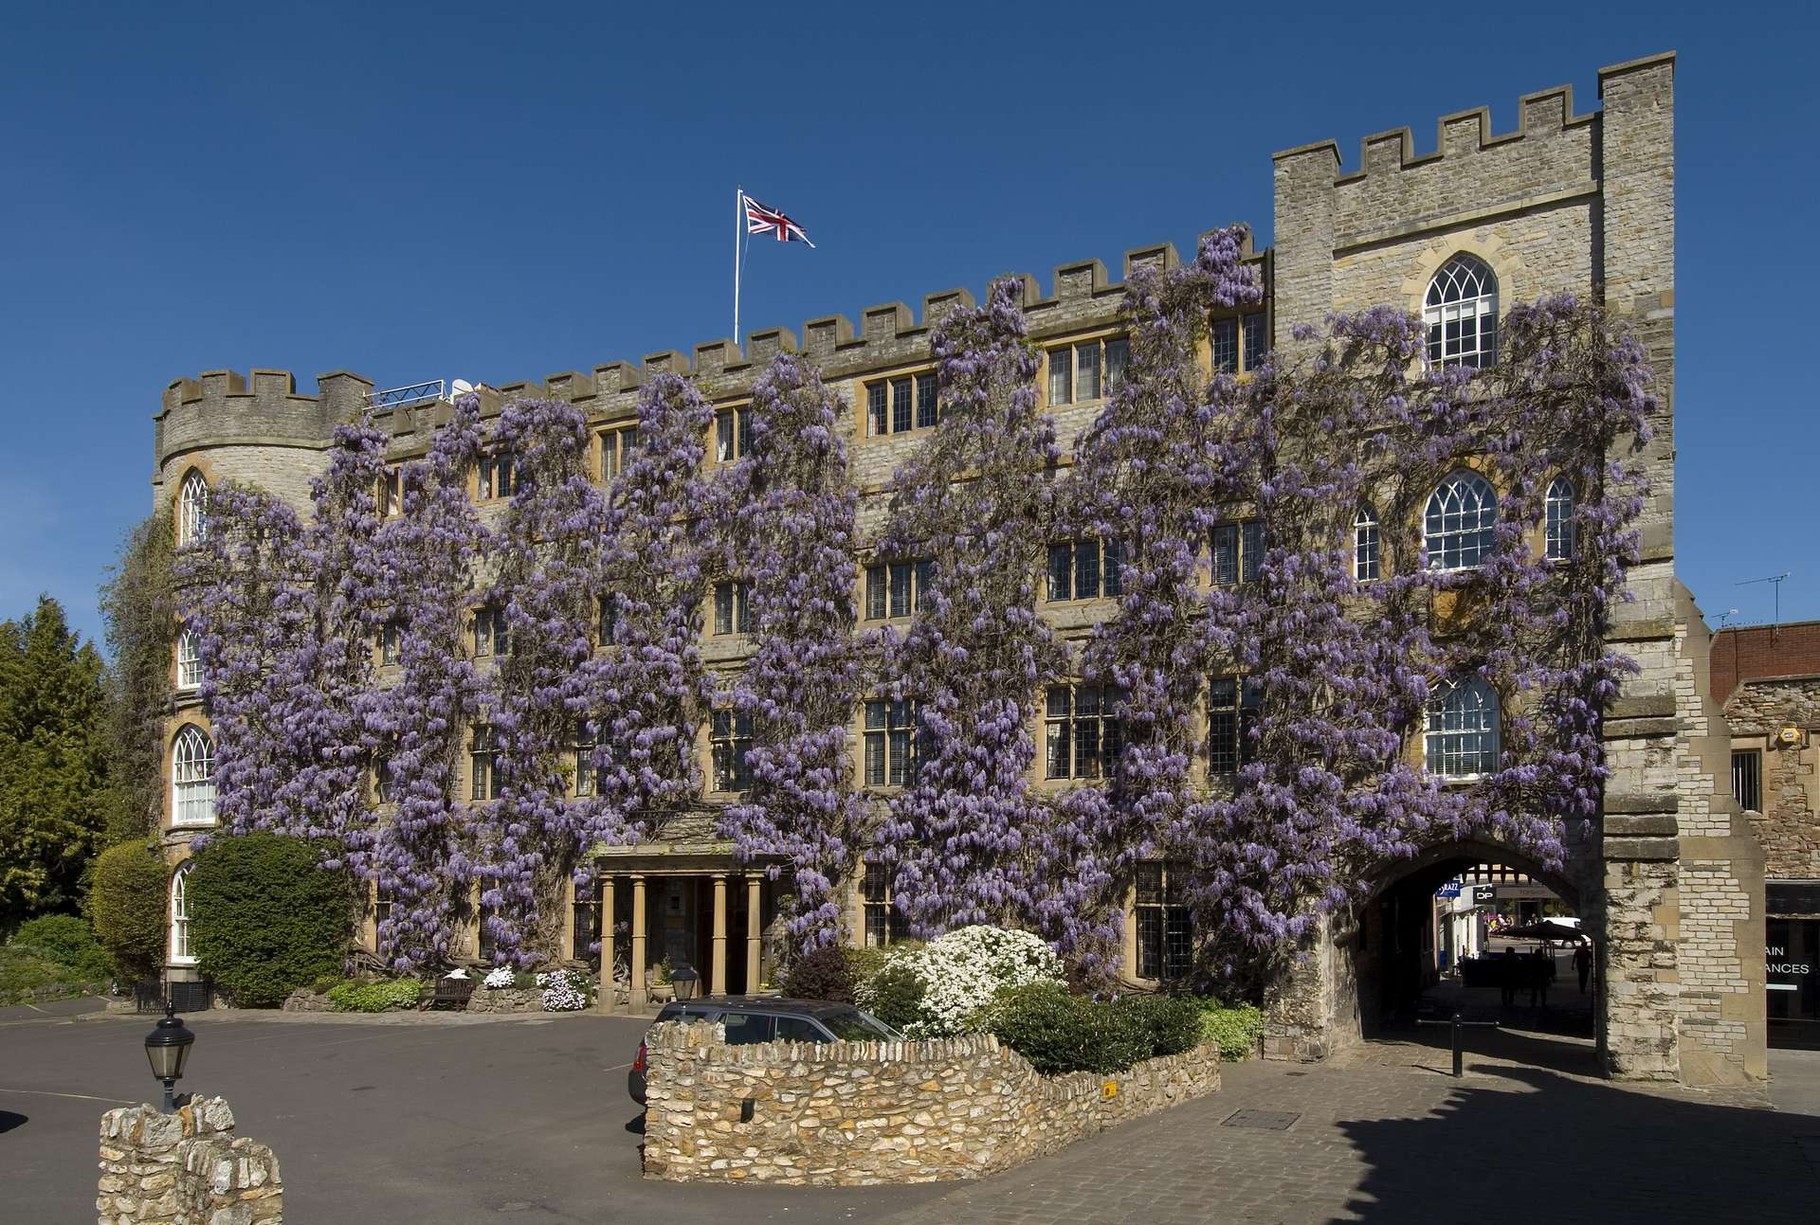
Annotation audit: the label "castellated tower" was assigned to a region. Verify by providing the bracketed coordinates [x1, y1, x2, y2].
[151, 52, 1761, 1084]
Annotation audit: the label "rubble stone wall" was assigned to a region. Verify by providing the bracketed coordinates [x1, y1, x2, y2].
[97, 1097, 281, 1225]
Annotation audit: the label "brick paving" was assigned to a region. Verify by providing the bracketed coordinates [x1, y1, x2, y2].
[881, 1046, 1820, 1225]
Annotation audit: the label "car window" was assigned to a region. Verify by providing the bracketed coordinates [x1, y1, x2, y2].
[775, 1016, 830, 1043]
[719, 1012, 776, 1045]
[820, 1009, 899, 1041]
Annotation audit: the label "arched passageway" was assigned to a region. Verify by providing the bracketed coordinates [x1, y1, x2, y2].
[1351, 841, 1599, 1074]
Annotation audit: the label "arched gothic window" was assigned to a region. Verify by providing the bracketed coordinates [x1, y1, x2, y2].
[1424, 472, 1498, 572]
[1545, 476, 1576, 562]
[177, 471, 210, 547]
[1424, 676, 1500, 778]
[169, 864, 195, 965]
[1424, 254, 1499, 369]
[172, 726, 216, 827]
[1354, 505, 1381, 582]
[176, 629, 202, 691]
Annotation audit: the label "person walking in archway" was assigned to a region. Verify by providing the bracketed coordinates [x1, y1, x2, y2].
[1500, 946, 1519, 1009]
[1573, 940, 1592, 995]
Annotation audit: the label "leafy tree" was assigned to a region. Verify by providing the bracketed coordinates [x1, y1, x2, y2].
[97, 513, 177, 846]
[186, 832, 355, 1006]
[0, 596, 109, 927]
[86, 841, 168, 978]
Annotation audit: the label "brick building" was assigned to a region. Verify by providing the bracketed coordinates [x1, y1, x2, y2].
[151, 51, 1766, 1084]
[1713, 620, 1820, 1047]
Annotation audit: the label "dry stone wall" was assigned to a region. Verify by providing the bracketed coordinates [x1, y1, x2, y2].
[97, 1097, 281, 1225]
[641, 1020, 1221, 1185]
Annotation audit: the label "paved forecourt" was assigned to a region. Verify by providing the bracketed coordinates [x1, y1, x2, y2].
[3, 1001, 1817, 1223]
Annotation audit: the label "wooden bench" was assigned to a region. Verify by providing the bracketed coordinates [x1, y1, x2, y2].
[418, 977, 476, 1011]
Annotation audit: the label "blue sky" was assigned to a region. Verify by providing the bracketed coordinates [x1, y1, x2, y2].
[3, 2, 1814, 648]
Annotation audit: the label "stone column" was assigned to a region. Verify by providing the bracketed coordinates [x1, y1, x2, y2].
[711, 873, 728, 996]
[745, 876, 762, 991]
[598, 875, 616, 1014]
[630, 874, 647, 1011]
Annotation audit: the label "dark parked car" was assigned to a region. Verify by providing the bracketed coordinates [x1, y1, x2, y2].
[628, 995, 902, 1104]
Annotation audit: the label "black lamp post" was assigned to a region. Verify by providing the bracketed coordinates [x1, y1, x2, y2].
[144, 1004, 195, 1114]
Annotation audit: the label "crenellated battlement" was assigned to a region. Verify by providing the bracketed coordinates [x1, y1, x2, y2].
[154, 232, 1262, 468]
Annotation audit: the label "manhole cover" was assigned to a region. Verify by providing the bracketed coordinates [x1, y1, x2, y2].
[1223, 1109, 1301, 1131]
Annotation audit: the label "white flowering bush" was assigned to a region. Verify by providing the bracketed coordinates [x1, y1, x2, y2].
[857, 925, 1063, 1038]
[482, 966, 516, 990]
[539, 968, 591, 1012]
[442, 967, 470, 980]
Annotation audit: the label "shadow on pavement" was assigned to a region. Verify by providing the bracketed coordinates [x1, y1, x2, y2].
[1339, 1063, 1820, 1224]
[0, 1111, 25, 1135]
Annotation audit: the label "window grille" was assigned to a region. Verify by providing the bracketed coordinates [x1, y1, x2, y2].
[1424, 677, 1500, 778]
[600, 426, 639, 481]
[1424, 473, 1498, 571]
[1424, 254, 1499, 368]
[478, 452, 518, 500]
[176, 629, 202, 690]
[470, 725, 499, 801]
[713, 581, 751, 635]
[1240, 311, 1270, 370]
[715, 407, 752, 462]
[1047, 539, 1125, 601]
[1211, 520, 1264, 587]
[574, 719, 597, 797]
[1208, 676, 1261, 776]
[865, 373, 939, 436]
[864, 561, 932, 620]
[1211, 317, 1239, 374]
[177, 472, 210, 546]
[862, 864, 899, 947]
[1044, 684, 1125, 780]
[1732, 750, 1763, 813]
[711, 710, 754, 792]
[1354, 506, 1381, 582]
[473, 607, 510, 657]
[863, 699, 918, 787]
[170, 865, 195, 964]
[1135, 863, 1192, 981]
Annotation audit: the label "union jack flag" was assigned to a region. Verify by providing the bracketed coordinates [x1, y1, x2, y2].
[743, 194, 815, 248]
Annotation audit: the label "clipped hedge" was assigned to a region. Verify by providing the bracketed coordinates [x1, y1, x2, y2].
[783, 944, 858, 1004]
[187, 833, 356, 1008]
[986, 983, 1202, 1076]
[86, 842, 168, 978]
[327, 979, 422, 1012]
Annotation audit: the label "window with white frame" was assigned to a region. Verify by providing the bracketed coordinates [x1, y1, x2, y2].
[713, 581, 752, 635]
[1424, 472, 1498, 571]
[1210, 520, 1264, 588]
[1134, 862, 1192, 981]
[865, 373, 939, 436]
[1424, 254, 1499, 369]
[469, 724, 500, 800]
[863, 698, 918, 787]
[864, 560, 933, 620]
[710, 709, 754, 792]
[862, 863, 900, 947]
[171, 726, 216, 827]
[1354, 506, 1381, 582]
[1044, 683, 1125, 780]
[176, 628, 202, 691]
[1046, 337, 1128, 405]
[1047, 539, 1125, 601]
[1544, 476, 1576, 562]
[1424, 676, 1500, 778]
[715, 406, 752, 463]
[169, 864, 195, 965]
[599, 425, 639, 481]
[177, 472, 210, 546]
[477, 451, 518, 500]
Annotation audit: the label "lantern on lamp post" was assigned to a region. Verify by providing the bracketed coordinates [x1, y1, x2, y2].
[144, 1004, 195, 1114]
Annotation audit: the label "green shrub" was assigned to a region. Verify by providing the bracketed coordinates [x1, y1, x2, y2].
[187, 833, 356, 1008]
[86, 842, 168, 979]
[1116, 994, 1204, 1059]
[783, 943, 856, 1003]
[988, 982, 1151, 1075]
[327, 979, 422, 1012]
[1196, 998, 1266, 1061]
[12, 914, 111, 981]
[310, 975, 341, 996]
[0, 947, 75, 1004]
[861, 957, 927, 1031]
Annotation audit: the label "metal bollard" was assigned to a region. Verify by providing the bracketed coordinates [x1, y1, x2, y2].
[1416, 1011, 1499, 1078]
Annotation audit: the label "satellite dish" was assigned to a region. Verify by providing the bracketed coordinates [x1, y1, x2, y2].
[450, 379, 475, 397]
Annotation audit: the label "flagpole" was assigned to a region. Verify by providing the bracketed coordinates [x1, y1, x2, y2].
[733, 186, 744, 349]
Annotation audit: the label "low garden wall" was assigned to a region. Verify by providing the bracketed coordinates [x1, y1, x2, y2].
[642, 1020, 1221, 1185]
[97, 1096, 281, 1224]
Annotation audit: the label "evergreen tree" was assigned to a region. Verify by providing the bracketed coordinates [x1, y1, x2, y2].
[97, 513, 176, 846]
[0, 596, 109, 925]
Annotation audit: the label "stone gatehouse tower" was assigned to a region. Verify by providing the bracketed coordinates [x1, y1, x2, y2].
[1264, 51, 1766, 1085]
[150, 51, 1763, 1083]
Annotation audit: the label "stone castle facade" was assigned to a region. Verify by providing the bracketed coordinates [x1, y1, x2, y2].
[151, 50, 1767, 1084]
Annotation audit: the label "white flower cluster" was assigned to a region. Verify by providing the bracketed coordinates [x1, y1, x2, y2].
[864, 925, 1063, 1039]
[482, 966, 516, 989]
[443, 967, 470, 980]
[539, 968, 591, 1012]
